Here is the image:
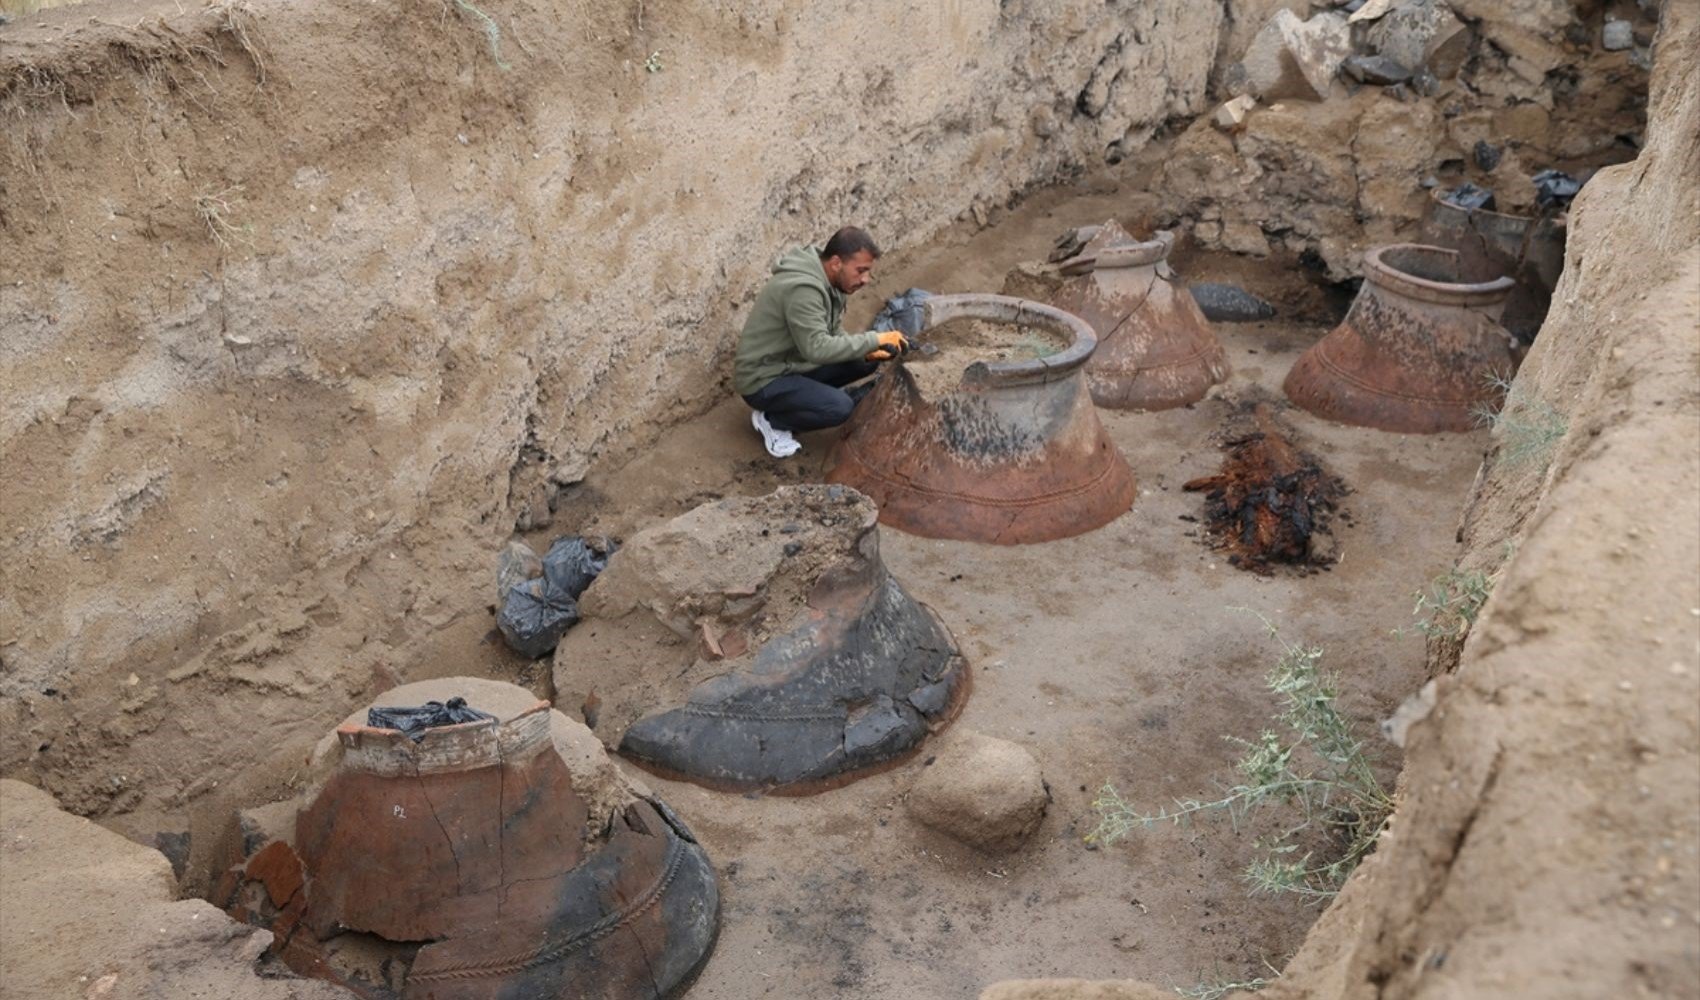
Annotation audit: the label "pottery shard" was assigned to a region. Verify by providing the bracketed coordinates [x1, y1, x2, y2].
[1238, 9, 1352, 101]
[906, 730, 1048, 853]
[1366, 0, 1472, 79]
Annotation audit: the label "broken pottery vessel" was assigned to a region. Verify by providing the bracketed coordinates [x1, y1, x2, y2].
[825, 293, 1137, 544]
[553, 485, 967, 792]
[218, 677, 718, 1000]
[1048, 221, 1231, 410]
[1422, 188, 1567, 342]
[1284, 244, 1518, 433]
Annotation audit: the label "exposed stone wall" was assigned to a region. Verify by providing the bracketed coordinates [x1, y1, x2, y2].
[1156, 0, 1653, 275]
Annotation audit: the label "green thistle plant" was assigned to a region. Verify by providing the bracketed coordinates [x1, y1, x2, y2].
[1089, 611, 1393, 900]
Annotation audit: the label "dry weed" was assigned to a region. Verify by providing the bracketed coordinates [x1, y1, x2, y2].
[194, 185, 251, 250]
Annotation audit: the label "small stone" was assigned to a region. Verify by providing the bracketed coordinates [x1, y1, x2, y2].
[1365, 0, 1471, 79]
[1219, 219, 1270, 256]
[1602, 19, 1633, 51]
[1212, 94, 1258, 131]
[782, 541, 803, 557]
[494, 540, 543, 605]
[548, 457, 588, 486]
[906, 730, 1048, 853]
[1343, 53, 1412, 85]
[1411, 67, 1439, 96]
[1239, 10, 1353, 102]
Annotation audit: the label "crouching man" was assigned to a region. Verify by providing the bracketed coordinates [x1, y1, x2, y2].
[733, 226, 909, 458]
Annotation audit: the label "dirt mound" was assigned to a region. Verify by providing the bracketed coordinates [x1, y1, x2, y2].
[0, 779, 344, 1000]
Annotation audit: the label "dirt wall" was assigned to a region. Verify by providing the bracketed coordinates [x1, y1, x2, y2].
[0, 0, 1222, 825]
[986, 3, 1700, 997]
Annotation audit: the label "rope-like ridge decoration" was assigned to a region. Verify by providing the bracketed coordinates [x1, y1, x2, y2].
[1305, 340, 1481, 405]
[677, 704, 844, 722]
[408, 833, 688, 982]
[837, 439, 1122, 508]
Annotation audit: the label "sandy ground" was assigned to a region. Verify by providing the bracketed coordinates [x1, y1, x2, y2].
[543, 192, 1485, 997]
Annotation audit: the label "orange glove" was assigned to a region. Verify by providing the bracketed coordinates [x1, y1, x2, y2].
[864, 330, 911, 362]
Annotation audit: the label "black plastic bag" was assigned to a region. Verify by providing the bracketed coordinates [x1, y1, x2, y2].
[1442, 182, 1496, 211]
[1532, 169, 1583, 209]
[540, 536, 612, 602]
[870, 288, 932, 340]
[367, 697, 496, 741]
[497, 579, 580, 659]
[496, 535, 613, 658]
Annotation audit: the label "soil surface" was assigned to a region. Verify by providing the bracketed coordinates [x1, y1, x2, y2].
[901, 318, 1073, 397]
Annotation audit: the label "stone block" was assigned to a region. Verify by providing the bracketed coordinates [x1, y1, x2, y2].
[1366, 0, 1473, 79]
[1213, 94, 1259, 131]
[1239, 9, 1353, 101]
[907, 730, 1048, 853]
[1602, 19, 1633, 50]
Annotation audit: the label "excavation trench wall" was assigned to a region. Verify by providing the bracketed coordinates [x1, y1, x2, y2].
[0, 0, 1221, 822]
[989, 5, 1700, 998]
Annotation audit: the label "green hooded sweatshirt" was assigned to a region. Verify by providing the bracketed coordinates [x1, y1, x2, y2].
[733, 246, 882, 396]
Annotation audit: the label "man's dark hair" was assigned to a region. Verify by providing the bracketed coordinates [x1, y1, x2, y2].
[820, 226, 881, 262]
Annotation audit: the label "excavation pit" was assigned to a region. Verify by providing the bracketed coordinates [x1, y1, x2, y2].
[825, 293, 1137, 545]
[0, 1, 1667, 983]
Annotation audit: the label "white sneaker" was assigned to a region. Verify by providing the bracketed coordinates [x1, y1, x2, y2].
[751, 410, 801, 458]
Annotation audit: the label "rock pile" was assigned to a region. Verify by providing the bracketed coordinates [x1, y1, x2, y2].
[1157, 0, 1652, 277]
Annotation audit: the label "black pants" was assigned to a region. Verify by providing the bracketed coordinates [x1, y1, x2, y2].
[742, 361, 878, 432]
